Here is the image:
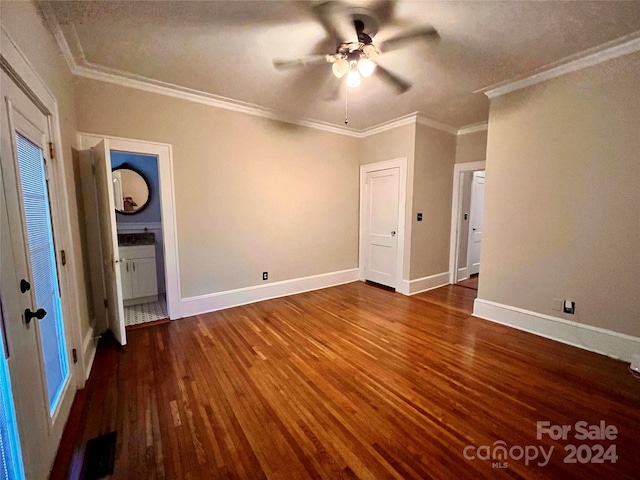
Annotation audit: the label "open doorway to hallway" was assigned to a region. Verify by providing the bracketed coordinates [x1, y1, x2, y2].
[449, 161, 486, 289]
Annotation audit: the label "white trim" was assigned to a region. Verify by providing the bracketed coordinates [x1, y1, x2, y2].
[401, 272, 450, 296]
[180, 269, 359, 318]
[77, 133, 182, 320]
[75, 64, 363, 137]
[37, 2, 78, 72]
[473, 299, 640, 363]
[1, 26, 86, 389]
[81, 328, 98, 381]
[457, 267, 468, 281]
[483, 32, 640, 98]
[457, 122, 488, 136]
[359, 158, 408, 292]
[416, 114, 458, 135]
[39, 11, 460, 138]
[358, 112, 418, 137]
[448, 161, 486, 285]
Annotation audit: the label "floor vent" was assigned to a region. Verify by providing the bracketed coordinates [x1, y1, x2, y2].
[82, 431, 116, 479]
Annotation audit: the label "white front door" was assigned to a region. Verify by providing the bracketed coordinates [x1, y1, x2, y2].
[90, 141, 127, 345]
[363, 167, 400, 288]
[0, 69, 76, 479]
[467, 171, 485, 276]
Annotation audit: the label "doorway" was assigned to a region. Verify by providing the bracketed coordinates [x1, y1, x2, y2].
[78, 134, 180, 344]
[449, 161, 486, 287]
[359, 158, 407, 291]
[110, 151, 168, 327]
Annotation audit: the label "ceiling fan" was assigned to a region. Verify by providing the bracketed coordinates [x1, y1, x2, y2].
[273, 1, 440, 94]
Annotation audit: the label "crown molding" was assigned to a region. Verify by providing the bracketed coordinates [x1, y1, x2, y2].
[457, 122, 488, 136]
[482, 31, 640, 99]
[356, 112, 418, 138]
[75, 64, 362, 137]
[38, 1, 77, 73]
[38, 7, 458, 138]
[416, 114, 458, 135]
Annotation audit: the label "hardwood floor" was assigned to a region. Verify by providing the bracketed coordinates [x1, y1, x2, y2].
[52, 282, 640, 479]
[456, 274, 479, 290]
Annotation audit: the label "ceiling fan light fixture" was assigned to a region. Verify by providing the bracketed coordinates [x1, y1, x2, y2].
[346, 70, 361, 88]
[362, 43, 379, 58]
[332, 58, 349, 78]
[357, 58, 376, 77]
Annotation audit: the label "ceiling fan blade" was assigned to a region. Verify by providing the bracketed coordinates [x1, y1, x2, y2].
[379, 27, 440, 53]
[273, 54, 330, 70]
[375, 64, 411, 93]
[313, 1, 358, 44]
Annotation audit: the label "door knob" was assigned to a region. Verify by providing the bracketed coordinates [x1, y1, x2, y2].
[20, 279, 31, 293]
[391, 231, 396, 236]
[24, 308, 46, 325]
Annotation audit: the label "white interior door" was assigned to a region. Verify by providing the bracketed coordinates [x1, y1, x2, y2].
[0, 69, 75, 479]
[91, 141, 127, 345]
[467, 171, 485, 276]
[363, 167, 400, 288]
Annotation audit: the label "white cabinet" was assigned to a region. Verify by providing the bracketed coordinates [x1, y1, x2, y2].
[119, 245, 158, 305]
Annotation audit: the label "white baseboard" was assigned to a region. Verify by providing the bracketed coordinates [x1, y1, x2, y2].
[81, 326, 99, 382]
[457, 267, 469, 282]
[180, 268, 359, 317]
[473, 298, 640, 363]
[401, 272, 450, 296]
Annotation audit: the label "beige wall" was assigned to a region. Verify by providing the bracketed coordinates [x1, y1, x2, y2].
[357, 122, 456, 282]
[410, 123, 456, 279]
[75, 78, 360, 297]
[456, 130, 487, 164]
[480, 52, 640, 337]
[1, 2, 91, 339]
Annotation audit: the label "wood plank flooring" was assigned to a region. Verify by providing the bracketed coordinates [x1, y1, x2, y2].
[456, 274, 479, 290]
[52, 282, 640, 479]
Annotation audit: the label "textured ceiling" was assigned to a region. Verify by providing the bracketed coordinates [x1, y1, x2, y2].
[44, 1, 640, 130]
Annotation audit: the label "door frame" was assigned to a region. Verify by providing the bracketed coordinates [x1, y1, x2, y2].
[1, 28, 86, 386]
[78, 133, 182, 320]
[359, 158, 407, 292]
[448, 160, 486, 285]
[466, 170, 485, 277]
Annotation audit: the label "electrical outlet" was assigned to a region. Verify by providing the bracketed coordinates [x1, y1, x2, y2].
[563, 300, 575, 315]
[262, 272, 268, 281]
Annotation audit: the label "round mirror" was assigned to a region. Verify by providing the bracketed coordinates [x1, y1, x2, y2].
[112, 164, 150, 214]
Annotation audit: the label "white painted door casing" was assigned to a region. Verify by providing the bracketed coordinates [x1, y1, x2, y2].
[467, 171, 486, 276]
[359, 158, 407, 293]
[0, 69, 76, 480]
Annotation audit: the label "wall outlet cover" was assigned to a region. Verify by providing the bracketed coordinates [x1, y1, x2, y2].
[630, 354, 640, 373]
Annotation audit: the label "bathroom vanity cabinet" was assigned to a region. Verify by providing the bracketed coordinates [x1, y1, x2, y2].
[119, 245, 158, 305]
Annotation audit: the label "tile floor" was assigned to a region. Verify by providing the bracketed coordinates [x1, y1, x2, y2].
[124, 296, 167, 326]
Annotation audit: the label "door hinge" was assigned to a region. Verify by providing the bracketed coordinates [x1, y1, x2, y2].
[72, 348, 78, 364]
[49, 142, 55, 161]
[104, 298, 108, 309]
[60, 249, 66, 266]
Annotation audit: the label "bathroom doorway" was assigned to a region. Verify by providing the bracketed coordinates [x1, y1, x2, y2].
[78, 134, 180, 343]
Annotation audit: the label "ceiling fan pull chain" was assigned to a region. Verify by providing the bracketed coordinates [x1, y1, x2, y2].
[344, 84, 349, 125]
